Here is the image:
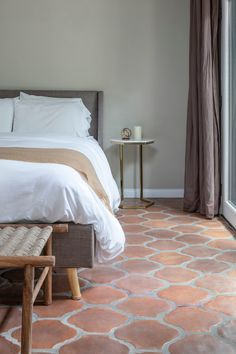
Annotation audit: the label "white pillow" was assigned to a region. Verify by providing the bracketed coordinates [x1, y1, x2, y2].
[20, 92, 91, 120]
[0, 98, 17, 132]
[13, 100, 91, 137]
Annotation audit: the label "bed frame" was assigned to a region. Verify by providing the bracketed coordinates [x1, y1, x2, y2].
[0, 90, 103, 299]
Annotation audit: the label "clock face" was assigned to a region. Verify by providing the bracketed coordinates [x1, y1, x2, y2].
[121, 128, 132, 139]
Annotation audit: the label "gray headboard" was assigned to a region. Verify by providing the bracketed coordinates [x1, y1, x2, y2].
[0, 90, 103, 146]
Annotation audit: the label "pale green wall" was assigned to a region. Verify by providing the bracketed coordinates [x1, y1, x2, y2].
[0, 0, 189, 191]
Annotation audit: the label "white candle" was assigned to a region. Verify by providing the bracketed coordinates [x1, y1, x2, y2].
[134, 126, 142, 140]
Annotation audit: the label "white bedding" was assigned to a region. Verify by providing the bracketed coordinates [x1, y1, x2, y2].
[0, 133, 125, 262]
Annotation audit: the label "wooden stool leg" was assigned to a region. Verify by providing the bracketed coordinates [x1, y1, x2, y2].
[21, 265, 35, 354]
[67, 268, 81, 300]
[44, 237, 52, 305]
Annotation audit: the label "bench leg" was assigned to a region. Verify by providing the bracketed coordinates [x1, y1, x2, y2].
[44, 237, 52, 305]
[66, 268, 81, 300]
[43, 267, 52, 305]
[21, 265, 34, 354]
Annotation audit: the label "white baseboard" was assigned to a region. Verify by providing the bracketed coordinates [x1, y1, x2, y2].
[124, 189, 184, 198]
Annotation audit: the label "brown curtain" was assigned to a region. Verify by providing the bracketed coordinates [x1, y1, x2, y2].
[184, 0, 221, 219]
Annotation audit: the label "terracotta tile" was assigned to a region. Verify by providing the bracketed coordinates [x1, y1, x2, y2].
[208, 239, 236, 250]
[182, 246, 219, 257]
[202, 229, 233, 238]
[176, 234, 210, 244]
[13, 320, 76, 349]
[0, 337, 19, 354]
[117, 296, 171, 316]
[148, 240, 184, 250]
[68, 308, 127, 332]
[144, 205, 169, 212]
[0, 306, 21, 332]
[151, 252, 191, 265]
[158, 285, 209, 305]
[218, 320, 236, 344]
[115, 320, 178, 349]
[145, 230, 179, 239]
[169, 334, 235, 354]
[118, 209, 145, 215]
[187, 259, 229, 273]
[226, 269, 236, 278]
[216, 251, 236, 263]
[143, 220, 176, 228]
[205, 296, 236, 316]
[115, 275, 164, 294]
[119, 216, 147, 224]
[172, 225, 204, 233]
[82, 285, 127, 304]
[105, 255, 124, 263]
[169, 216, 199, 224]
[155, 267, 198, 283]
[118, 259, 159, 274]
[144, 212, 169, 220]
[126, 234, 153, 245]
[34, 299, 83, 317]
[197, 220, 225, 228]
[165, 209, 190, 216]
[123, 245, 155, 257]
[2, 202, 236, 352]
[60, 335, 129, 354]
[79, 266, 125, 283]
[122, 224, 149, 233]
[196, 274, 236, 293]
[165, 307, 221, 332]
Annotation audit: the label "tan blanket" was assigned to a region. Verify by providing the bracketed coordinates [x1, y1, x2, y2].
[0, 147, 111, 211]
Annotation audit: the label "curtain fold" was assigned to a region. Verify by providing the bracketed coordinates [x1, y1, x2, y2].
[184, 0, 221, 219]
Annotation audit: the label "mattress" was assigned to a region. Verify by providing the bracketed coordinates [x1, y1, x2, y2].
[0, 133, 125, 262]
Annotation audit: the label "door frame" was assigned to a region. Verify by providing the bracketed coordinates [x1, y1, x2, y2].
[221, 0, 236, 227]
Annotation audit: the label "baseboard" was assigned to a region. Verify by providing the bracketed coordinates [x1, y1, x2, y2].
[124, 189, 184, 198]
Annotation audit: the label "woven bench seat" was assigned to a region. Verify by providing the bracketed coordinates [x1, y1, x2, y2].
[0, 225, 55, 354]
[0, 226, 52, 256]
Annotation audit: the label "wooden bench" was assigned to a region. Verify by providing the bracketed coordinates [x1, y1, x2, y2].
[0, 225, 56, 354]
[0, 223, 82, 301]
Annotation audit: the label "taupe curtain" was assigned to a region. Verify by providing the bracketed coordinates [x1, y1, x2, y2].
[184, 0, 221, 219]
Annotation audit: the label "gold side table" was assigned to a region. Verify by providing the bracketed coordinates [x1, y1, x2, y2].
[110, 138, 155, 209]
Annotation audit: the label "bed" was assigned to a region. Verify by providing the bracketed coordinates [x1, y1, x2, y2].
[0, 90, 125, 299]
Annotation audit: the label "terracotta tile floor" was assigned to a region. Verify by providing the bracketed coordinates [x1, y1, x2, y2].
[1, 199, 236, 353]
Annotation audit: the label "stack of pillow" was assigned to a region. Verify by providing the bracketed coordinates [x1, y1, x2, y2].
[0, 92, 92, 137]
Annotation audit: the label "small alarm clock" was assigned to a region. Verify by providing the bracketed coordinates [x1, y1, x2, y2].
[121, 128, 132, 140]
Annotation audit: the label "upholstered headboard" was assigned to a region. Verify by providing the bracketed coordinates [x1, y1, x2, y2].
[0, 90, 103, 146]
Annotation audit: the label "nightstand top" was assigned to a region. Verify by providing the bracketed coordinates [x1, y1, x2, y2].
[110, 138, 155, 145]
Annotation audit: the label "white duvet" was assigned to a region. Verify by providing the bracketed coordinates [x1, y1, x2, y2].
[0, 133, 125, 262]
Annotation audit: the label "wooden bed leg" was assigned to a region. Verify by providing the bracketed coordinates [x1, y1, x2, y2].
[66, 268, 82, 300]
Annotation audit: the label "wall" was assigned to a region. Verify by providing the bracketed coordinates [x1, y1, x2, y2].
[0, 0, 189, 196]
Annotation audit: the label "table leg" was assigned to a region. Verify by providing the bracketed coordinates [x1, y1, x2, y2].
[139, 144, 154, 207]
[119, 144, 124, 200]
[139, 144, 143, 199]
[119, 143, 154, 209]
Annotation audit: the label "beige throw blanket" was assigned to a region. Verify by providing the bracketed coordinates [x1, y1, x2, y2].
[0, 147, 111, 211]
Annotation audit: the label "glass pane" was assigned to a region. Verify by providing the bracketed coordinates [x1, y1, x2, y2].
[229, 0, 236, 206]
